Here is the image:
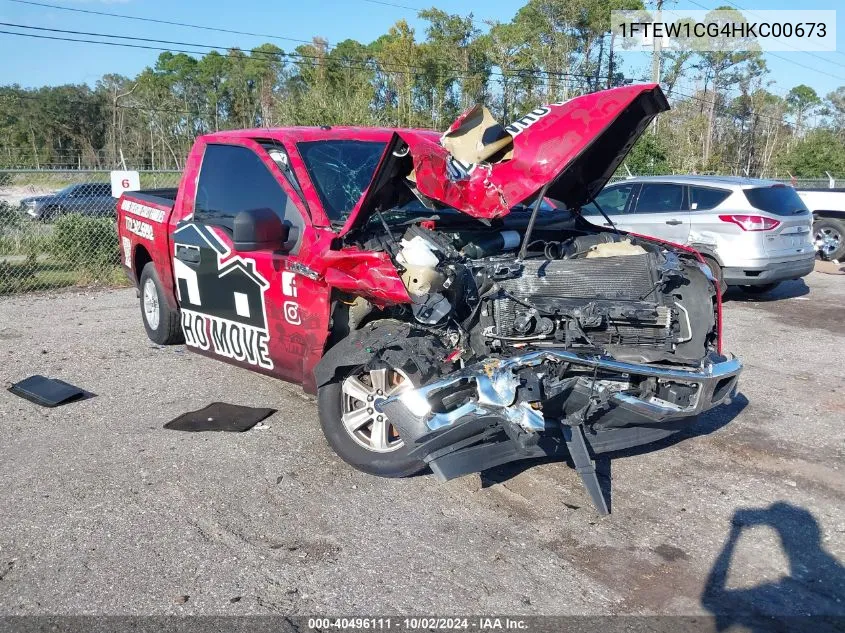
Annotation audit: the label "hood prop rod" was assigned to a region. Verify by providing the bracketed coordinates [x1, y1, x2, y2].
[517, 182, 551, 262]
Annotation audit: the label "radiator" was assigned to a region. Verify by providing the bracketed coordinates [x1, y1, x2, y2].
[491, 254, 670, 346]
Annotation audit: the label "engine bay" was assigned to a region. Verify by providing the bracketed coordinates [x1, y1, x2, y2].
[343, 210, 719, 367]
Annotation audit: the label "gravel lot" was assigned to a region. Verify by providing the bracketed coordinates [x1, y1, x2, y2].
[0, 273, 843, 619]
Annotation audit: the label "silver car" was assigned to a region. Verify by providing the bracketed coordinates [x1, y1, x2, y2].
[584, 176, 816, 294]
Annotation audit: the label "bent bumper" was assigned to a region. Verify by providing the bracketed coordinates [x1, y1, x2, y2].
[381, 350, 742, 481]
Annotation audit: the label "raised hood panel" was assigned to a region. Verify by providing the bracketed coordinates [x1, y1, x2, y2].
[341, 84, 668, 232]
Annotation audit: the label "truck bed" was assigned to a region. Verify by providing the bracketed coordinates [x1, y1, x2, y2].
[117, 188, 179, 295]
[125, 188, 178, 207]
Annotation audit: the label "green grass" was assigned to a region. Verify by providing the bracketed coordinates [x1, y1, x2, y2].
[0, 259, 130, 295]
[0, 210, 131, 295]
[0, 260, 79, 294]
[0, 228, 53, 257]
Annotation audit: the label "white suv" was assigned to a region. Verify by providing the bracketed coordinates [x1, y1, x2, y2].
[584, 176, 816, 294]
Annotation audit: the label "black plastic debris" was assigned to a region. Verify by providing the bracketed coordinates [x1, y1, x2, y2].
[8, 375, 87, 408]
[164, 402, 276, 432]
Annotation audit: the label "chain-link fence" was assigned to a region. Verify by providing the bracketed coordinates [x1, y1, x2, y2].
[0, 170, 180, 295]
[1, 167, 842, 296]
[607, 174, 844, 189]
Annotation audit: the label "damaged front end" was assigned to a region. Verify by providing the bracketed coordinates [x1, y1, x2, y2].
[339, 217, 743, 513]
[321, 84, 743, 512]
[380, 349, 740, 513]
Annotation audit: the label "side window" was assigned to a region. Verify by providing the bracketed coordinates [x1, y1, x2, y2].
[590, 184, 635, 214]
[195, 144, 292, 233]
[634, 183, 685, 213]
[689, 186, 731, 210]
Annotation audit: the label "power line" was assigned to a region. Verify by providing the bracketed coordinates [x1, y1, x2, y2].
[3, 0, 318, 46]
[680, 0, 845, 83]
[660, 83, 793, 128]
[360, 0, 488, 28]
[0, 26, 421, 80]
[1, 90, 197, 115]
[0, 26, 600, 120]
[362, 0, 427, 12]
[0, 28, 240, 67]
[0, 22, 612, 83]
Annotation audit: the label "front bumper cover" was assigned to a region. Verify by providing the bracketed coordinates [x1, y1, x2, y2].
[380, 349, 742, 488]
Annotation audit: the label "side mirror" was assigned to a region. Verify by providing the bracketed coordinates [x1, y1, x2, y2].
[232, 208, 292, 252]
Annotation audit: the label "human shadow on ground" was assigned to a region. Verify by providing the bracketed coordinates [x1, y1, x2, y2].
[701, 502, 845, 633]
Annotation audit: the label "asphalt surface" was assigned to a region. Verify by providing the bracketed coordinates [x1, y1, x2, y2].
[0, 273, 843, 618]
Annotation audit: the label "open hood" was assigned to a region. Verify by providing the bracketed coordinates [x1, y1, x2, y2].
[341, 83, 669, 232]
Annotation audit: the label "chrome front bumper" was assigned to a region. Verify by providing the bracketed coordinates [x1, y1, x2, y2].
[381, 349, 742, 450]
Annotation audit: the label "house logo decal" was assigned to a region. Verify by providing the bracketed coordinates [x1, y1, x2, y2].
[172, 221, 274, 369]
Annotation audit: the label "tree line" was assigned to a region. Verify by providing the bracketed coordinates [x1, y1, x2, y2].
[1, 0, 844, 178]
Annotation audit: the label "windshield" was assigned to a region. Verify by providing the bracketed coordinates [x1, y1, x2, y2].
[744, 186, 809, 216]
[297, 140, 387, 222]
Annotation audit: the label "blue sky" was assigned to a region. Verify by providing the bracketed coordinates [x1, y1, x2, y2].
[0, 0, 843, 100]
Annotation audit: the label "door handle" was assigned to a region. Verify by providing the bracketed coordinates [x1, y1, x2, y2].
[665, 219, 683, 226]
[175, 245, 200, 264]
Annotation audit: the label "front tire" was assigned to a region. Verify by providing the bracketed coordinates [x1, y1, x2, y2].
[318, 364, 426, 478]
[139, 263, 183, 345]
[40, 206, 61, 222]
[318, 329, 447, 478]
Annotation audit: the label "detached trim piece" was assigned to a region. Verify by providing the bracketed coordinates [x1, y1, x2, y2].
[8, 375, 87, 408]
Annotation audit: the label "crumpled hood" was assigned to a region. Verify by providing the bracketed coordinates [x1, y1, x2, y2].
[342, 83, 668, 232]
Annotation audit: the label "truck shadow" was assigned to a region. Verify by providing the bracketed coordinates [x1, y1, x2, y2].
[723, 278, 810, 303]
[479, 392, 749, 513]
[701, 502, 845, 632]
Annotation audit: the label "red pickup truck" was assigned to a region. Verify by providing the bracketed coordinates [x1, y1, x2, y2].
[117, 84, 741, 512]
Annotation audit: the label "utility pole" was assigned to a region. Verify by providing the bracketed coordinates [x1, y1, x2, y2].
[651, 0, 663, 133]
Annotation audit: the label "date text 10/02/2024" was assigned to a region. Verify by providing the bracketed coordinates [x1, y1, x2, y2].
[305, 618, 529, 631]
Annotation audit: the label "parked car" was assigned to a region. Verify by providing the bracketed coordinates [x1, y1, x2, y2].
[116, 84, 741, 513]
[584, 176, 815, 294]
[21, 183, 117, 221]
[794, 188, 845, 261]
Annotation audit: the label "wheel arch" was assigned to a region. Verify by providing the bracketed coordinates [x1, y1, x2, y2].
[314, 319, 413, 389]
[132, 244, 153, 286]
[813, 210, 845, 221]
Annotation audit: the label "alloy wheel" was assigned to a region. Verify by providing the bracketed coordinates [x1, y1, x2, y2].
[143, 278, 160, 331]
[816, 226, 842, 258]
[341, 367, 413, 453]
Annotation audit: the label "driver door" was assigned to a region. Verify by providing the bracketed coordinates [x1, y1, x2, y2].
[171, 140, 319, 383]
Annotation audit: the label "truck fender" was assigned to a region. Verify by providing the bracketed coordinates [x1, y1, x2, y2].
[313, 319, 414, 388]
[313, 319, 450, 389]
